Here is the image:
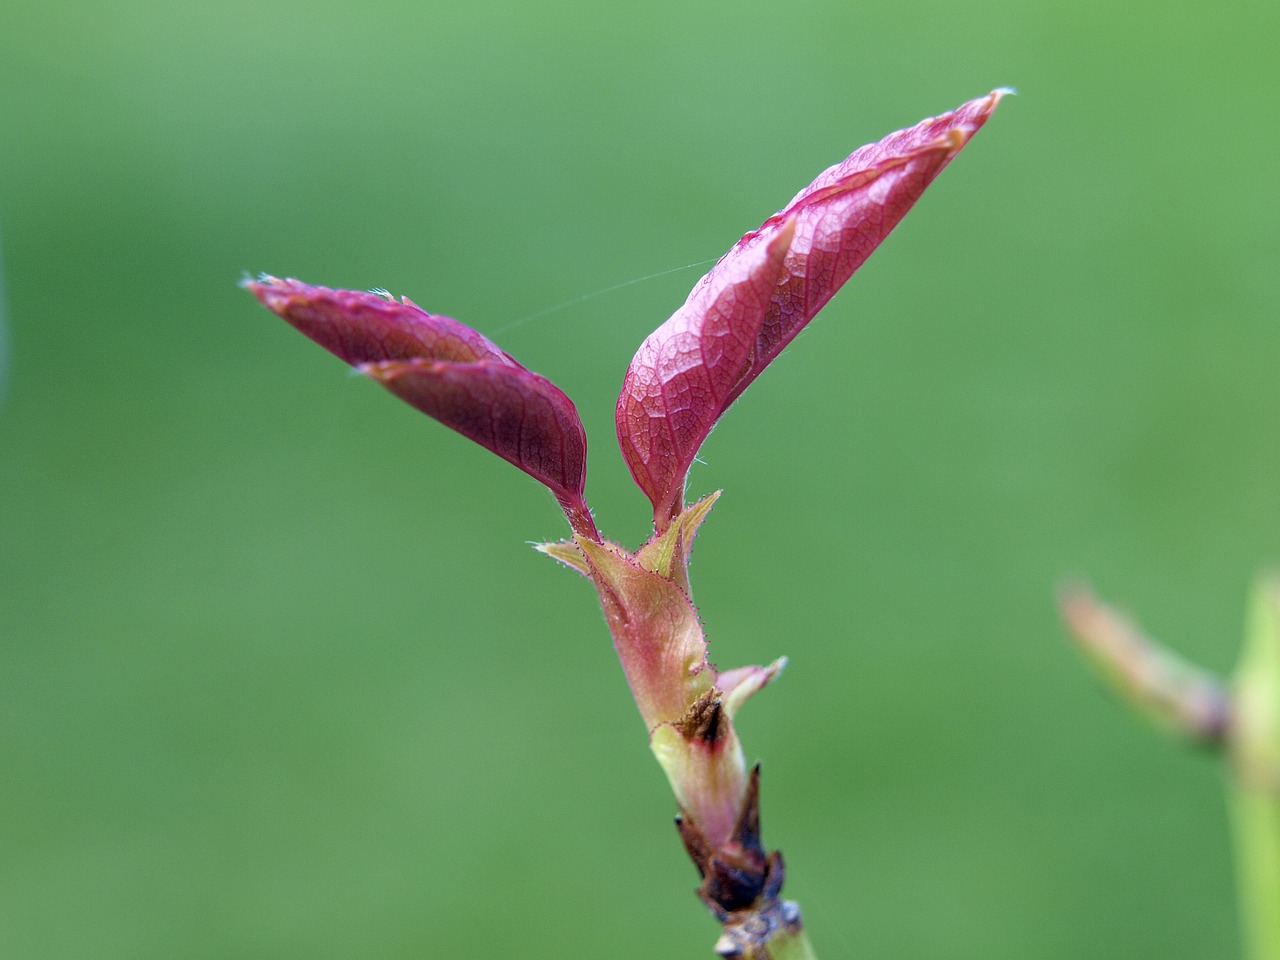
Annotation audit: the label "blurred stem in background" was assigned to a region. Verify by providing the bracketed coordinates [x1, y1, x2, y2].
[1231, 582, 1280, 960]
[1062, 580, 1280, 960]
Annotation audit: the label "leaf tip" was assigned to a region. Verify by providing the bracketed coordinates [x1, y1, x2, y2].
[532, 539, 591, 576]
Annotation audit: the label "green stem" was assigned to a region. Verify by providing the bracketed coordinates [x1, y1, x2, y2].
[711, 897, 817, 959]
[1230, 579, 1280, 960]
[1230, 783, 1280, 960]
[1061, 578, 1280, 960]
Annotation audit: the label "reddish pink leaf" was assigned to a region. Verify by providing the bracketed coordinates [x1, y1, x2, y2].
[247, 277, 593, 533]
[363, 358, 587, 507]
[617, 89, 1007, 528]
[616, 224, 795, 528]
[247, 277, 510, 365]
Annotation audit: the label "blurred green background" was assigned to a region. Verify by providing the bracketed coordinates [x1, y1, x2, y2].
[3, 0, 1278, 957]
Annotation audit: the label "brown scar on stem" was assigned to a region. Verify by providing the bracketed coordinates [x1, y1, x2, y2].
[673, 688, 727, 744]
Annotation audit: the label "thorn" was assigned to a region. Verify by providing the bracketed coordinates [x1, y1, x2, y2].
[730, 763, 763, 855]
[762, 851, 786, 901]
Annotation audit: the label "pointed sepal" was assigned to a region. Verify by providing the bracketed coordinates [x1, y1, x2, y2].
[532, 539, 590, 576]
[718, 657, 787, 719]
[635, 490, 721, 595]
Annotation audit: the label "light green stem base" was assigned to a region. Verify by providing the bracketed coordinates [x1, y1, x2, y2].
[766, 923, 818, 960]
[1231, 579, 1280, 960]
[712, 899, 818, 959]
[1231, 784, 1280, 960]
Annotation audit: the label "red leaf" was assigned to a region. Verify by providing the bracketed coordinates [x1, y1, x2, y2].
[363, 357, 587, 506]
[616, 224, 795, 528]
[617, 89, 1007, 528]
[247, 277, 593, 533]
[248, 278, 510, 365]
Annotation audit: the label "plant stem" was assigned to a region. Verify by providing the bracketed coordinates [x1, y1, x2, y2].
[1230, 783, 1280, 960]
[709, 896, 817, 959]
[1230, 579, 1280, 960]
[764, 920, 819, 960]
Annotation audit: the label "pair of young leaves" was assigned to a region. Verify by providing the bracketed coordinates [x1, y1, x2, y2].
[249, 89, 1005, 542]
[249, 91, 1004, 858]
